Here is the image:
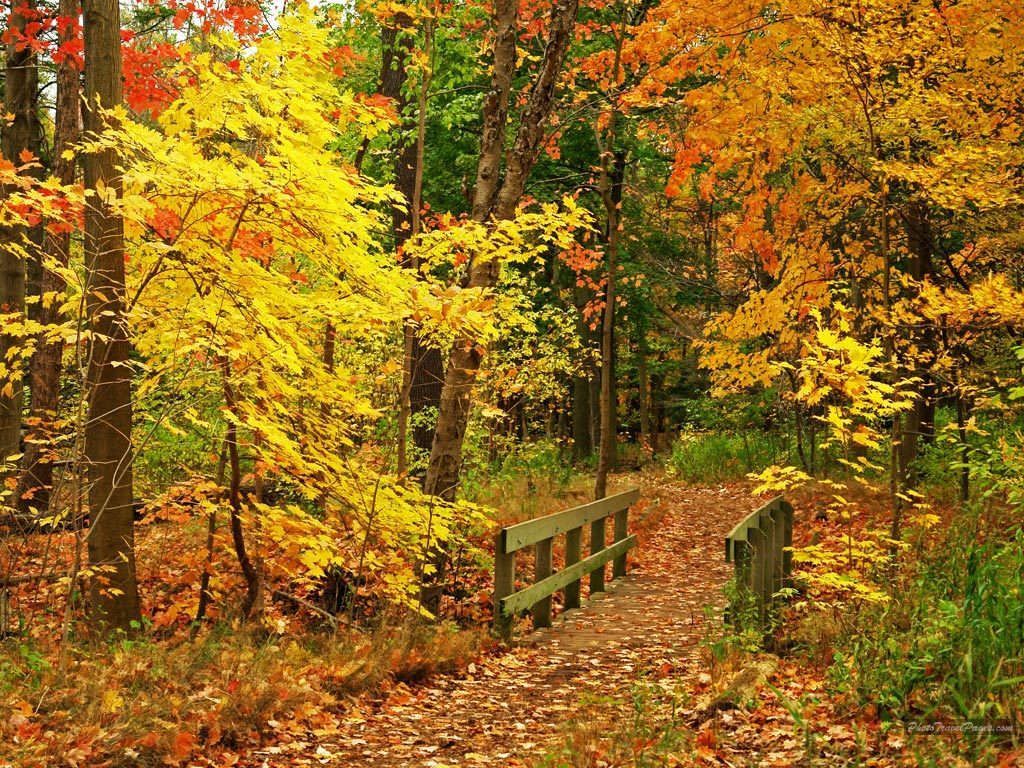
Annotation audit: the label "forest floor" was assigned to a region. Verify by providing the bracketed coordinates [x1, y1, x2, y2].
[240, 480, 756, 767]
[6, 473, 1008, 767]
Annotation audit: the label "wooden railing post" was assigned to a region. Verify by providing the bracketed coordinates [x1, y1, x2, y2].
[589, 517, 606, 594]
[748, 522, 767, 620]
[534, 537, 553, 628]
[612, 506, 628, 578]
[493, 530, 515, 639]
[781, 500, 794, 589]
[758, 511, 774, 621]
[564, 526, 582, 610]
[728, 539, 752, 626]
[770, 502, 785, 596]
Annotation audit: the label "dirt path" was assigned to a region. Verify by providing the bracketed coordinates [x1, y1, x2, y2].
[255, 481, 756, 767]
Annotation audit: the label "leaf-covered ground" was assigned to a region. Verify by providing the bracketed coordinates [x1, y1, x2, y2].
[235, 480, 756, 767]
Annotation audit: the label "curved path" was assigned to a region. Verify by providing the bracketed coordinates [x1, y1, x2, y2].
[259, 480, 756, 767]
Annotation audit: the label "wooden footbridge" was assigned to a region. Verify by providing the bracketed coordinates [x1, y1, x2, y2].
[492, 488, 793, 639]
[307, 484, 795, 766]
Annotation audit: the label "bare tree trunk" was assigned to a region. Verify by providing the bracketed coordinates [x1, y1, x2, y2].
[897, 200, 935, 491]
[394, 15, 445, 476]
[594, 150, 626, 499]
[649, 370, 663, 454]
[571, 285, 593, 459]
[1, 0, 43, 483]
[220, 370, 260, 619]
[82, 0, 141, 631]
[19, 0, 80, 514]
[955, 378, 970, 504]
[572, 377, 592, 459]
[194, 439, 227, 626]
[593, 4, 627, 500]
[382, 13, 417, 477]
[637, 320, 650, 458]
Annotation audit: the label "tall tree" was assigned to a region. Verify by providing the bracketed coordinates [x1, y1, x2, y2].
[424, 0, 581, 502]
[19, 0, 81, 514]
[381, 11, 445, 478]
[0, 0, 43, 483]
[593, 2, 628, 500]
[82, 0, 141, 630]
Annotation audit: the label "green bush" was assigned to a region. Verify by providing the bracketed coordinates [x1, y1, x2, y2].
[835, 516, 1024, 735]
[668, 430, 791, 483]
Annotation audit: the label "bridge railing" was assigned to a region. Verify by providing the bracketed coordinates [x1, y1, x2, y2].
[492, 488, 640, 638]
[725, 496, 794, 623]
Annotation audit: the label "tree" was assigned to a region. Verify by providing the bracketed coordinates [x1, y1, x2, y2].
[424, 0, 581, 502]
[19, 0, 81, 515]
[0, 0, 43, 485]
[82, 0, 141, 631]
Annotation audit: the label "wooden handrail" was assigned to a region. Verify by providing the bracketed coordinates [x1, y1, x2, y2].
[725, 496, 794, 625]
[493, 488, 640, 638]
[499, 489, 640, 553]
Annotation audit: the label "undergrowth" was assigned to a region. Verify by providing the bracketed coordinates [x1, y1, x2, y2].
[668, 430, 791, 484]
[536, 682, 691, 768]
[0, 620, 485, 767]
[831, 512, 1024, 736]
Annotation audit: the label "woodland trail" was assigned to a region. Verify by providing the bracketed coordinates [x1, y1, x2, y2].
[253, 480, 758, 767]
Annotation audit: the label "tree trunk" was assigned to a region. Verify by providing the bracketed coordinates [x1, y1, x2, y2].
[420, 0, 579, 616]
[383, 15, 446, 477]
[594, 150, 626, 499]
[637, 321, 650, 458]
[572, 375, 592, 460]
[955, 380, 970, 504]
[381, 14, 417, 477]
[19, 0, 80, 515]
[593, 5, 627, 500]
[220, 369, 260, 619]
[0, 0, 43, 483]
[424, 0, 580, 502]
[82, 0, 141, 631]
[589, 366, 601, 450]
[896, 200, 935, 492]
[649, 370, 663, 454]
[571, 285, 593, 459]
[410, 338, 444, 458]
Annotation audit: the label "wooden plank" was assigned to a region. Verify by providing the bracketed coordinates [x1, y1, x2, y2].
[748, 525, 767, 620]
[500, 535, 638, 616]
[758, 512, 773, 608]
[533, 537, 553, 628]
[781, 500, 794, 589]
[726, 496, 783, 562]
[613, 507, 629, 578]
[564, 526, 582, 610]
[500, 488, 640, 553]
[589, 517, 606, 593]
[492, 531, 515, 638]
[770, 504, 785, 595]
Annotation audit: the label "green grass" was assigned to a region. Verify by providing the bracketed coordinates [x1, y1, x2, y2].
[668, 430, 793, 483]
[828, 511, 1024, 752]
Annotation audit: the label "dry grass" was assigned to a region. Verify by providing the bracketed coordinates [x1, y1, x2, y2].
[0, 619, 486, 767]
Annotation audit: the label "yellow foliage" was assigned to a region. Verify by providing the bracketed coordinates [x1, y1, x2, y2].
[74, 6, 511, 610]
